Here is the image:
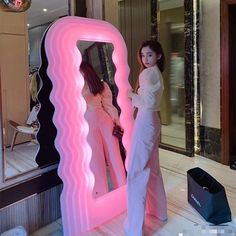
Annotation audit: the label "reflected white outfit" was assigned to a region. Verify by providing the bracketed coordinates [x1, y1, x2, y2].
[125, 65, 167, 235]
[82, 82, 126, 197]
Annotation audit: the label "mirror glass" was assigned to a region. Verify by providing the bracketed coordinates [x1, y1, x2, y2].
[2, 0, 69, 181]
[77, 41, 126, 197]
[158, 0, 186, 149]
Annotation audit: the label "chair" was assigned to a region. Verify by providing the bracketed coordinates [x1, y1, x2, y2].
[8, 105, 39, 151]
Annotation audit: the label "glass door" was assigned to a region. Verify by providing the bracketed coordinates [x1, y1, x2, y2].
[157, 0, 198, 156]
[158, 0, 186, 149]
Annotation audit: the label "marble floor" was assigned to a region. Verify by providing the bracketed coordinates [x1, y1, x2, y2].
[31, 149, 236, 236]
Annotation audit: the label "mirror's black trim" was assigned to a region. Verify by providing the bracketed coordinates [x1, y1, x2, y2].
[75, 0, 86, 17]
[36, 25, 60, 167]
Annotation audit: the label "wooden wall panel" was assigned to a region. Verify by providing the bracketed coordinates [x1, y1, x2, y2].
[0, 185, 62, 234]
[0, 8, 29, 147]
[0, 6, 26, 35]
[86, 0, 103, 19]
[104, 0, 119, 29]
[119, 0, 151, 87]
[93, 0, 151, 88]
[120, 0, 132, 82]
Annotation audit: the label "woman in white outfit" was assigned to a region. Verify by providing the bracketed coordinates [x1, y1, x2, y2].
[125, 40, 167, 235]
[80, 61, 126, 198]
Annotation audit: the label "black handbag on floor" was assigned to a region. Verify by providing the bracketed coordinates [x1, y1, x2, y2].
[187, 167, 232, 225]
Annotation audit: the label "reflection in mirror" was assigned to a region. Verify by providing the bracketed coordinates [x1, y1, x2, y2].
[78, 41, 126, 197]
[158, 0, 186, 149]
[3, 0, 68, 180]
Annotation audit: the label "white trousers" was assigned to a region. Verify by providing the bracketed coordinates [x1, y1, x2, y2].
[85, 108, 126, 198]
[125, 110, 167, 236]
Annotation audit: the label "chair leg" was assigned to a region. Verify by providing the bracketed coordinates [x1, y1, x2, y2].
[10, 131, 18, 152]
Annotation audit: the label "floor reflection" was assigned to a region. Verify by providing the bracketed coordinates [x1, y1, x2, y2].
[161, 114, 185, 148]
[4, 141, 38, 179]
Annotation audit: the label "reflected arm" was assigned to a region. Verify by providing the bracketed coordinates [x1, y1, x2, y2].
[101, 82, 119, 124]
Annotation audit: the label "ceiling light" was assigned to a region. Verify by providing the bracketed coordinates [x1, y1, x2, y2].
[27, 24, 30, 27]
[43, 8, 47, 12]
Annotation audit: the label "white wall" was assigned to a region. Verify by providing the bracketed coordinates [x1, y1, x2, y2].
[200, 0, 220, 128]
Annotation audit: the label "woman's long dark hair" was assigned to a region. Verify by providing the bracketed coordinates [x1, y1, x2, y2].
[138, 40, 165, 72]
[80, 61, 104, 95]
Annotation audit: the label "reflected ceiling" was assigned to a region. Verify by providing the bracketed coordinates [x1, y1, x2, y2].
[159, 0, 184, 11]
[27, 0, 68, 28]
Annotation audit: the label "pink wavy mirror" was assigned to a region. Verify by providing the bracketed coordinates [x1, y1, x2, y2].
[44, 16, 133, 235]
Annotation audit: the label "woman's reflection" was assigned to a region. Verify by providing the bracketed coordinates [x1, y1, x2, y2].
[29, 67, 40, 110]
[80, 60, 126, 198]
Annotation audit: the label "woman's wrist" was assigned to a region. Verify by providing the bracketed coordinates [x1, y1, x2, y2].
[128, 89, 134, 99]
[113, 118, 120, 126]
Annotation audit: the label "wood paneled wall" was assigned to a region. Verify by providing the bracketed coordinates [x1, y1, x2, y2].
[119, 0, 151, 87]
[0, 6, 29, 147]
[104, 0, 119, 29]
[0, 185, 62, 234]
[86, 0, 103, 19]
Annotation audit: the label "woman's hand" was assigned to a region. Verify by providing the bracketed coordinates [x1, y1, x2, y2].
[128, 89, 134, 99]
[113, 118, 121, 127]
